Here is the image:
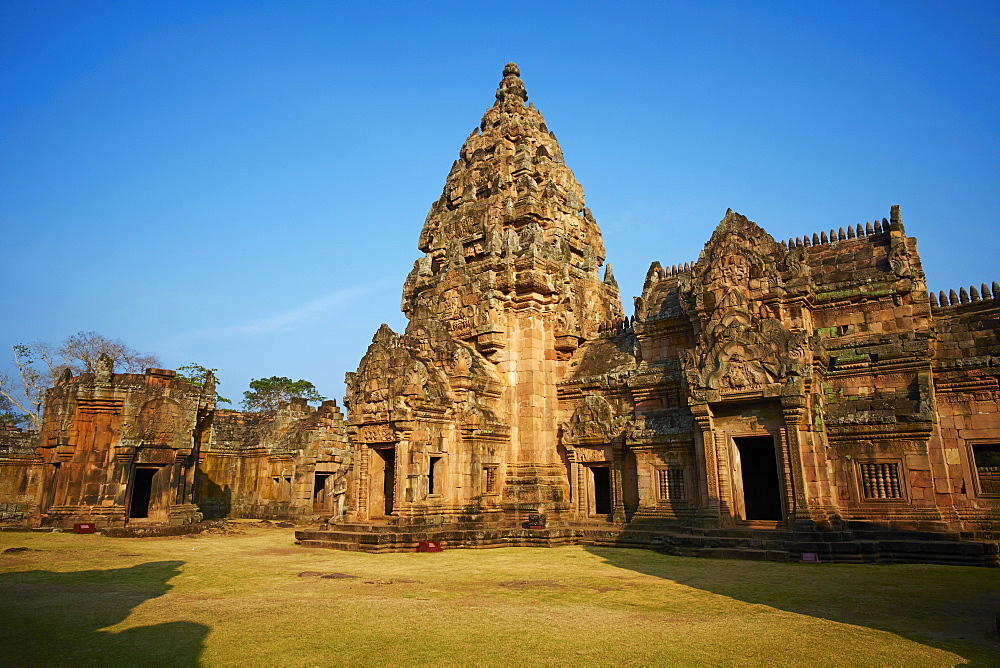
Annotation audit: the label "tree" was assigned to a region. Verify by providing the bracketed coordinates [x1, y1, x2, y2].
[57, 331, 160, 374]
[0, 331, 160, 429]
[174, 364, 232, 405]
[0, 394, 29, 429]
[241, 376, 326, 412]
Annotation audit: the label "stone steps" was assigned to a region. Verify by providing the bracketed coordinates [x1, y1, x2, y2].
[294, 523, 1000, 565]
[296, 526, 579, 553]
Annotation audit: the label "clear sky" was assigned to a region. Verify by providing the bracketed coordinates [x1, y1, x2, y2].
[2, 1, 997, 407]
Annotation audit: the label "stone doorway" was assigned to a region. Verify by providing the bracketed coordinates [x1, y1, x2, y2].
[589, 465, 612, 517]
[313, 473, 330, 512]
[128, 466, 160, 519]
[368, 447, 396, 518]
[733, 436, 783, 521]
[428, 456, 442, 495]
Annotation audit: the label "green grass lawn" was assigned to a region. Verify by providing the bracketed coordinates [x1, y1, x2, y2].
[1, 523, 997, 666]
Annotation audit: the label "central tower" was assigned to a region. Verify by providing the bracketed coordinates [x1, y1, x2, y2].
[345, 63, 623, 525]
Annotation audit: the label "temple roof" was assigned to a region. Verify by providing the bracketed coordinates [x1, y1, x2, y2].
[401, 63, 623, 341]
[495, 62, 528, 107]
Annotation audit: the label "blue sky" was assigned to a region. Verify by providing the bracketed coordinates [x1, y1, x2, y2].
[2, 1, 997, 406]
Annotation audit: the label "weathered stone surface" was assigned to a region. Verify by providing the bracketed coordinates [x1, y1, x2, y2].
[0, 360, 351, 528]
[197, 398, 351, 520]
[2, 64, 996, 559]
[5, 361, 214, 528]
[344, 63, 622, 526]
[331, 64, 999, 550]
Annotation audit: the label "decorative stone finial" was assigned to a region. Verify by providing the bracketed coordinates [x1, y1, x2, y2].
[203, 370, 216, 397]
[496, 62, 528, 106]
[373, 323, 398, 345]
[603, 263, 618, 288]
[94, 353, 113, 385]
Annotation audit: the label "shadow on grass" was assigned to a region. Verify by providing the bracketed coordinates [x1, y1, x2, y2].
[0, 560, 207, 666]
[584, 545, 1000, 665]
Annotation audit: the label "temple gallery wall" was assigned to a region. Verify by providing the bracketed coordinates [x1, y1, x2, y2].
[2, 64, 997, 564]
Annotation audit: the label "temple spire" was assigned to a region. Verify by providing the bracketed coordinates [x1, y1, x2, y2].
[405, 62, 622, 339]
[495, 62, 528, 107]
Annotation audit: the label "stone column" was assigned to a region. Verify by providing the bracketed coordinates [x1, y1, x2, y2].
[780, 395, 814, 527]
[690, 402, 720, 525]
[611, 441, 626, 523]
[350, 445, 370, 522]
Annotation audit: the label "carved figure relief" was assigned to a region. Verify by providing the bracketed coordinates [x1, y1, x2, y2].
[358, 424, 395, 444]
[680, 211, 811, 396]
[568, 395, 616, 445]
[136, 397, 187, 448]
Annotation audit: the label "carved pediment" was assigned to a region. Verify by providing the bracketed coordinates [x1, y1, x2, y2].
[135, 397, 188, 449]
[683, 210, 785, 311]
[566, 394, 632, 445]
[680, 211, 812, 397]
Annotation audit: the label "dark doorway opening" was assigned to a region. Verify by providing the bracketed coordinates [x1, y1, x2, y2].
[382, 451, 395, 516]
[735, 436, 782, 520]
[313, 473, 330, 511]
[428, 456, 441, 495]
[591, 466, 612, 516]
[129, 467, 158, 519]
[370, 447, 395, 517]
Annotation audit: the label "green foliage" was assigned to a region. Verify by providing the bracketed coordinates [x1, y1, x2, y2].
[175, 364, 232, 405]
[0, 394, 30, 428]
[241, 376, 325, 411]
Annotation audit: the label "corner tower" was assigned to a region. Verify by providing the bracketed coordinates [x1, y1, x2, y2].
[344, 64, 623, 525]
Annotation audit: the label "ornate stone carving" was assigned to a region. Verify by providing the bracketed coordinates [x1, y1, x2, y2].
[94, 353, 113, 385]
[679, 210, 811, 396]
[357, 424, 395, 444]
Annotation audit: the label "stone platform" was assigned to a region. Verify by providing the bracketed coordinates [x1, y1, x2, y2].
[295, 522, 1000, 566]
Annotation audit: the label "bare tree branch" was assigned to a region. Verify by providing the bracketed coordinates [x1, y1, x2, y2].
[1, 332, 161, 428]
[57, 331, 160, 374]
[0, 347, 46, 429]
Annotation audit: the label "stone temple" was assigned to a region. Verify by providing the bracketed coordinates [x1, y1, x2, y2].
[2, 64, 999, 564]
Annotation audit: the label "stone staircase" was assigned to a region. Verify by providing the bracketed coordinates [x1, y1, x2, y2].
[295, 522, 578, 553]
[579, 524, 1000, 566]
[295, 521, 1000, 566]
